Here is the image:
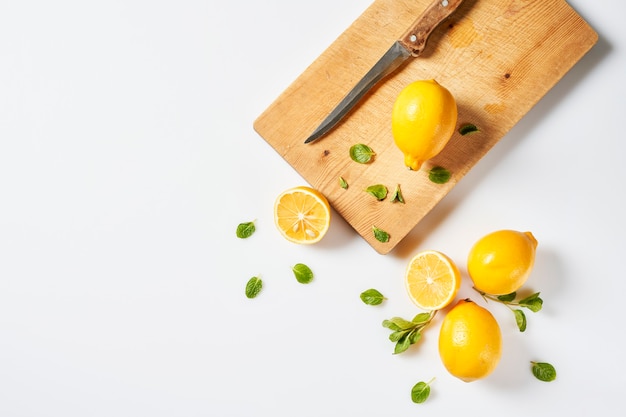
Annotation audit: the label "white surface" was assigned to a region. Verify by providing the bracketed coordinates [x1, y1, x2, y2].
[0, 0, 623, 415]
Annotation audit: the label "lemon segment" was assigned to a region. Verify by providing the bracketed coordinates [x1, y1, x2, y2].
[391, 79, 457, 171]
[273, 186, 331, 244]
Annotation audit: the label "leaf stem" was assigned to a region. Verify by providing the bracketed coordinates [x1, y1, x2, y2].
[476, 289, 519, 309]
[473, 287, 543, 332]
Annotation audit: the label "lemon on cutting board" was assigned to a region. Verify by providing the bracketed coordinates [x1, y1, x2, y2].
[391, 79, 457, 171]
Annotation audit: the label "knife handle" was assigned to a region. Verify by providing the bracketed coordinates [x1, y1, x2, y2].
[398, 0, 464, 56]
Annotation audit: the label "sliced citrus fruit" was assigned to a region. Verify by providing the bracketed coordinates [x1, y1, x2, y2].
[273, 186, 331, 244]
[405, 250, 461, 310]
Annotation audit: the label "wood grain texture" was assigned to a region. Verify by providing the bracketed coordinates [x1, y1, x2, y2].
[254, 0, 597, 254]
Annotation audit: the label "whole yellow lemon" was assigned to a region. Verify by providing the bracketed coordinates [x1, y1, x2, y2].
[438, 299, 502, 382]
[467, 230, 538, 295]
[391, 79, 457, 171]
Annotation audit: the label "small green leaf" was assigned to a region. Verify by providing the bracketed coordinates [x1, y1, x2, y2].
[519, 292, 543, 312]
[292, 263, 314, 284]
[365, 184, 388, 200]
[236, 221, 256, 239]
[459, 123, 480, 135]
[408, 329, 422, 345]
[372, 226, 390, 243]
[411, 380, 432, 404]
[382, 319, 402, 332]
[412, 312, 433, 324]
[497, 292, 517, 302]
[386, 317, 415, 330]
[245, 276, 263, 299]
[514, 309, 527, 332]
[349, 144, 376, 164]
[394, 333, 412, 354]
[360, 288, 385, 305]
[389, 330, 409, 343]
[390, 184, 405, 203]
[428, 166, 451, 184]
[531, 361, 557, 382]
[339, 176, 349, 189]
[519, 292, 541, 304]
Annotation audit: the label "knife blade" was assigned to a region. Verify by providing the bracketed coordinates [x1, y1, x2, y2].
[304, 0, 464, 144]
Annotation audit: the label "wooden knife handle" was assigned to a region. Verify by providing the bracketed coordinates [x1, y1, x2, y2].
[398, 0, 464, 56]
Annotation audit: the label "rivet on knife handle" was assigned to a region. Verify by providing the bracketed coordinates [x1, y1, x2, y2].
[304, 0, 464, 144]
[399, 0, 464, 56]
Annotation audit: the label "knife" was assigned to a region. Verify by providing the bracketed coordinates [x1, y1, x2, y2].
[304, 0, 464, 144]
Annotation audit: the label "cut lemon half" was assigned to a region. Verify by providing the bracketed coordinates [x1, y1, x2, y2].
[405, 250, 461, 310]
[273, 186, 331, 244]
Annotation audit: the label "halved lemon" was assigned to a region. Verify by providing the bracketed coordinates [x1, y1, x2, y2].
[405, 250, 461, 310]
[273, 186, 331, 244]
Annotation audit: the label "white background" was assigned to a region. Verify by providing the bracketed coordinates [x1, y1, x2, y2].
[1, 0, 624, 415]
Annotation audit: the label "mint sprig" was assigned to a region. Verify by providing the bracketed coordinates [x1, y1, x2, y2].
[474, 288, 543, 332]
[382, 311, 437, 354]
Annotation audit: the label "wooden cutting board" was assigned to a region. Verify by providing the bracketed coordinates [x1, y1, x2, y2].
[254, 0, 597, 254]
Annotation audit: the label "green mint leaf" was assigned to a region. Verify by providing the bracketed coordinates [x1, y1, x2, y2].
[360, 288, 385, 305]
[390, 184, 405, 203]
[428, 166, 451, 184]
[497, 292, 517, 302]
[382, 320, 402, 331]
[349, 144, 376, 164]
[514, 309, 527, 332]
[365, 184, 388, 200]
[339, 176, 349, 189]
[383, 320, 402, 332]
[394, 333, 412, 354]
[387, 317, 415, 330]
[519, 292, 543, 312]
[531, 361, 557, 382]
[411, 380, 432, 404]
[236, 221, 256, 239]
[412, 312, 433, 324]
[408, 329, 422, 345]
[245, 276, 263, 299]
[389, 330, 409, 343]
[459, 123, 480, 135]
[372, 226, 390, 243]
[292, 263, 314, 284]
[384, 313, 434, 354]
